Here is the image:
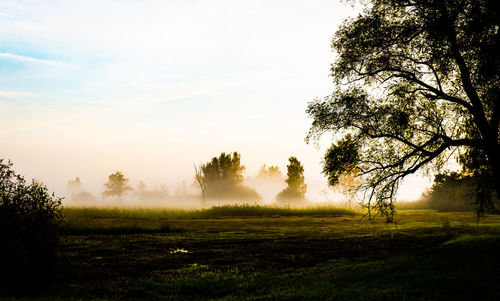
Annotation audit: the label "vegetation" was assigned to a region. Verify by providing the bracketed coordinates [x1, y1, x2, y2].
[276, 157, 307, 203]
[255, 164, 284, 182]
[135, 181, 170, 202]
[67, 177, 97, 204]
[199, 152, 261, 201]
[102, 171, 133, 200]
[0, 160, 63, 293]
[5, 207, 500, 300]
[307, 0, 500, 221]
[403, 172, 500, 215]
[63, 204, 358, 222]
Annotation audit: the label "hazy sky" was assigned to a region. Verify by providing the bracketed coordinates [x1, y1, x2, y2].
[0, 0, 431, 201]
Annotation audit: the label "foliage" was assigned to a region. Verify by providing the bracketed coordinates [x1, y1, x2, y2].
[199, 152, 261, 201]
[0, 159, 63, 292]
[419, 172, 499, 215]
[255, 164, 284, 182]
[102, 171, 133, 200]
[276, 157, 307, 203]
[307, 0, 500, 221]
[323, 134, 359, 187]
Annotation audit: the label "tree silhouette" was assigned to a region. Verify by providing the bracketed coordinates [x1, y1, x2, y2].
[103, 171, 133, 200]
[194, 163, 207, 204]
[276, 157, 307, 203]
[307, 0, 500, 220]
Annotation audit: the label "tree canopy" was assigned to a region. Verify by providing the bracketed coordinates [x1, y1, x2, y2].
[307, 0, 500, 220]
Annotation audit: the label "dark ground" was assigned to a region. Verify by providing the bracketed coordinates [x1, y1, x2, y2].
[8, 210, 500, 300]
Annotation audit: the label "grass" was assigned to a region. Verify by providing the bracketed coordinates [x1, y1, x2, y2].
[64, 204, 359, 219]
[62, 204, 358, 235]
[6, 206, 500, 300]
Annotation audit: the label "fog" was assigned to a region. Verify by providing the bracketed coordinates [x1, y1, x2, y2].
[3, 148, 430, 209]
[62, 167, 347, 209]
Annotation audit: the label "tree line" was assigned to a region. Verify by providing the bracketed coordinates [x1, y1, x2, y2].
[67, 152, 308, 205]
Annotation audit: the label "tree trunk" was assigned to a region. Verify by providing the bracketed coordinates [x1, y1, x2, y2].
[486, 144, 500, 200]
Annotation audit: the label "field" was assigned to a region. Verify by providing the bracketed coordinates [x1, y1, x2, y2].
[21, 205, 500, 300]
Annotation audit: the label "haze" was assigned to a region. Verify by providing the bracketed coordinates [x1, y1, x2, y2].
[0, 0, 430, 204]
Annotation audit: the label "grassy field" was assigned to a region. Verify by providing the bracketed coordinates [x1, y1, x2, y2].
[13, 205, 500, 300]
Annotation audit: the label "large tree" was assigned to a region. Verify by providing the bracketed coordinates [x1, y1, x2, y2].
[307, 0, 500, 220]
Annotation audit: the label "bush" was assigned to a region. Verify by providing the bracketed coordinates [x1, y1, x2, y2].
[275, 189, 308, 205]
[0, 160, 63, 293]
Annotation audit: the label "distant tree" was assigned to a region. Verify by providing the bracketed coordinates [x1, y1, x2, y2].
[176, 181, 189, 197]
[420, 172, 499, 217]
[276, 157, 307, 203]
[0, 159, 63, 292]
[199, 152, 261, 201]
[137, 180, 147, 193]
[256, 164, 284, 182]
[67, 177, 82, 195]
[307, 0, 500, 221]
[66, 177, 96, 204]
[102, 171, 133, 200]
[194, 164, 206, 204]
[135, 181, 169, 202]
[203, 152, 244, 188]
[156, 184, 169, 194]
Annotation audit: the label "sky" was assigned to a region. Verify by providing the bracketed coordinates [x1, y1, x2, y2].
[0, 0, 431, 202]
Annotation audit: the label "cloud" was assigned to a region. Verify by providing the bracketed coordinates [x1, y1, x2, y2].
[0, 89, 38, 101]
[0, 52, 68, 67]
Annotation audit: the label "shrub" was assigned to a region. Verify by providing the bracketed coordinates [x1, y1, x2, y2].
[0, 160, 63, 293]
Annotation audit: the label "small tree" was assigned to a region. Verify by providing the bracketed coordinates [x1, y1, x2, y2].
[276, 157, 307, 203]
[0, 159, 63, 292]
[102, 171, 133, 200]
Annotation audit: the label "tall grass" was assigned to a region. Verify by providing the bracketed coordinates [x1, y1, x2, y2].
[62, 205, 359, 234]
[64, 204, 359, 220]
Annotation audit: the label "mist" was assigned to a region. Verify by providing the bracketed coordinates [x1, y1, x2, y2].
[61, 164, 347, 209]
